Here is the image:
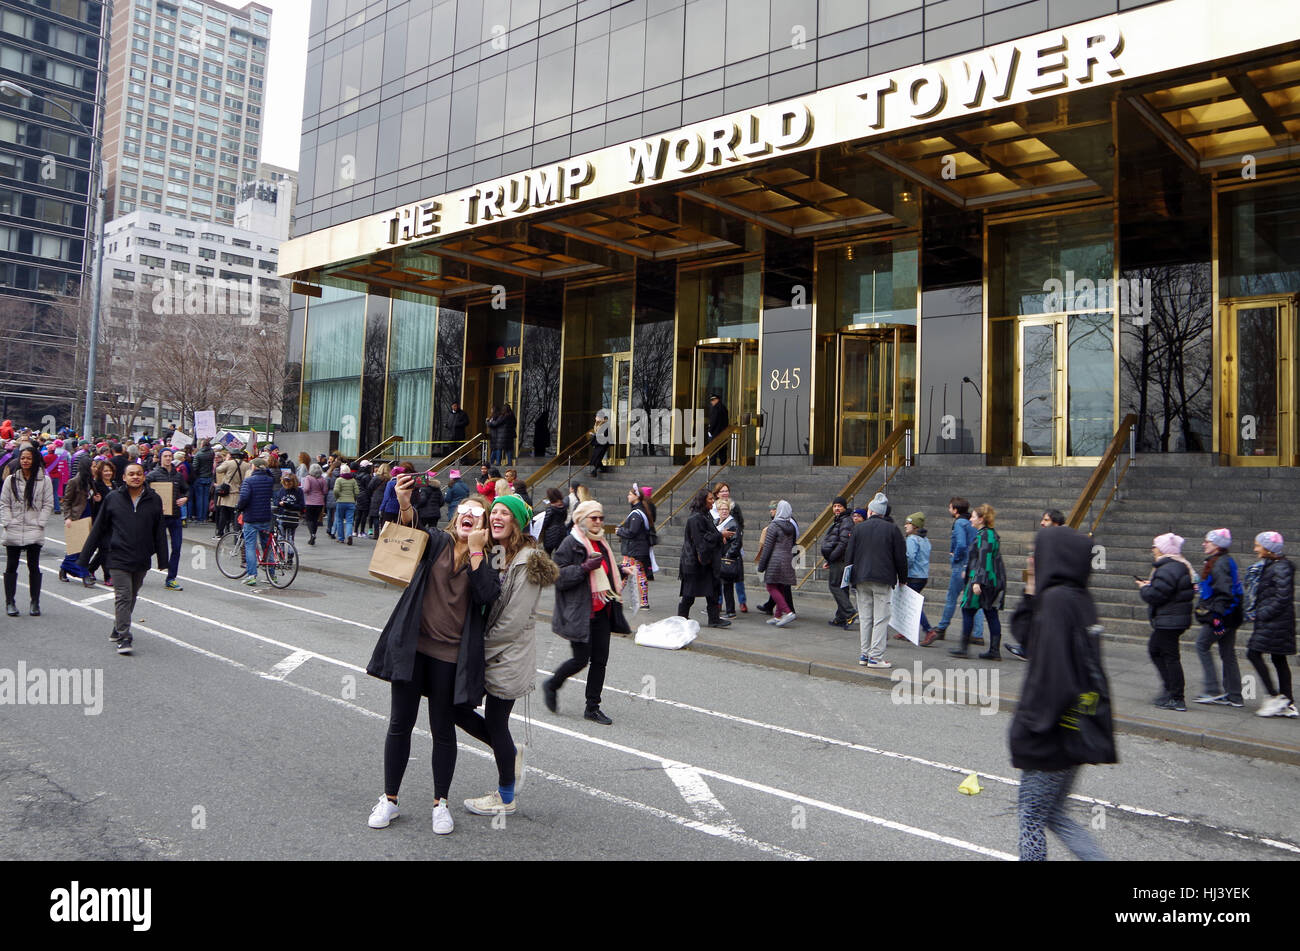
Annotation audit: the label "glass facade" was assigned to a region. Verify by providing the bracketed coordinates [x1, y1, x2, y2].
[301, 285, 363, 455]
[287, 0, 1300, 473]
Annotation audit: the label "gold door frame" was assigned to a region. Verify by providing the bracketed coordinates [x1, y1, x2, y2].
[611, 351, 634, 463]
[835, 324, 914, 466]
[693, 337, 759, 464]
[1016, 316, 1064, 466]
[1218, 295, 1298, 466]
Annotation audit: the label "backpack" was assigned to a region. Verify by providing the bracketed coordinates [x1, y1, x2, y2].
[635, 508, 659, 547]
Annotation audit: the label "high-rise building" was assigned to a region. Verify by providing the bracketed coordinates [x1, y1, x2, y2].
[101, 0, 271, 226]
[0, 0, 108, 428]
[280, 0, 1300, 470]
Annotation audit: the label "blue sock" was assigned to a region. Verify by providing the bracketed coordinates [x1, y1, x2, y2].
[499, 783, 515, 804]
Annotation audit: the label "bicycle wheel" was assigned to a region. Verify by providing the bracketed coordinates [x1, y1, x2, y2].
[265, 540, 299, 589]
[216, 530, 247, 579]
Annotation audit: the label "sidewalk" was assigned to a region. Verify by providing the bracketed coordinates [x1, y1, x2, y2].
[167, 519, 1300, 767]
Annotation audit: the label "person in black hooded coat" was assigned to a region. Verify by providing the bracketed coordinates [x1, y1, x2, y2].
[1009, 526, 1113, 862]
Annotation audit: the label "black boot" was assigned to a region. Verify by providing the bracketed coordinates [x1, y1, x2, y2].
[29, 574, 41, 615]
[5, 601, 17, 617]
[59, 568, 69, 583]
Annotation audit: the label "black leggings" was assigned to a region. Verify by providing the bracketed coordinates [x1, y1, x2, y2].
[1247, 650, 1293, 702]
[4, 544, 40, 602]
[384, 654, 481, 801]
[304, 504, 323, 537]
[456, 694, 518, 786]
[550, 607, 612, 710]
[215, 505, 235, 536]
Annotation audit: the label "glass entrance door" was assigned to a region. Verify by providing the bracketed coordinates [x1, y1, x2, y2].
[609, 352, 632, 463]
[694, 338, 758, 464]
[837, 327, 915, 465]
[1221, 298, 1296, 466]
[1016, 314, 1115, 465]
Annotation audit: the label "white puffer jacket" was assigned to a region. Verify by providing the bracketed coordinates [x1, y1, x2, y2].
[1, 470, 54, 547]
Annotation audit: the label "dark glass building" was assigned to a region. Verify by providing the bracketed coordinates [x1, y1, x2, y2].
[0, 0, 106, 428]
[282, 0, 1300, 471]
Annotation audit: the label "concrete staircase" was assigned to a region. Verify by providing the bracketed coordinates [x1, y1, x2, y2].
[521, 455, 1300, 642]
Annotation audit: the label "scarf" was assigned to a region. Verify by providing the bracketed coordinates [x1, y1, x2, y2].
[571, 524, 623, 614]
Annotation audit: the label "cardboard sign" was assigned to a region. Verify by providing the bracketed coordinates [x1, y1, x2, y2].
[64, 517, 92, 555]
[170, 430, 193, 450]
[154, 480, 173, 515]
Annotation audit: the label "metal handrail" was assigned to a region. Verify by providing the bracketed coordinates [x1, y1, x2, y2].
[665, 461, 731, 525]
[428, 432, 487, 474]
[1067, 413, 1138, 534]
[649, 426, 739, 514]
[355, 434, 403, 463]
[522, 431, 593, 491]
[794, 424, 910, 589]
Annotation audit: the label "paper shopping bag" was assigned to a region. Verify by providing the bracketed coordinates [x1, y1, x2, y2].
[65, 516, 92, 555]
[368, 520, 429, 587]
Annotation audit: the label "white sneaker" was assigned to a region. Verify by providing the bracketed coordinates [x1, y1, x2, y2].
[774, 612, 797, 627]
[464, 790, 517, 816]
[867, 657, 893, 669]
[1256, 695, 1288, 717]
[432, 800, 454, 834]
[766, 617, 779, 625]
[514, 743, 528, 794]
[368, 795, 399, 829]
[1282, 703, 1299, 718]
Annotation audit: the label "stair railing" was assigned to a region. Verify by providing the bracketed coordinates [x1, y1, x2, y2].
[794, 424, 910, 590]
[521, 431, 593, 492]
[355, 434, 404, 464]
[426, 432, 488, 475]
[1067, 413, 1138, 535]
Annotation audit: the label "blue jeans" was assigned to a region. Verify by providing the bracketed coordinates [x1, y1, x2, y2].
[242, 521, 271, 578]
[333, 503, 355, 539]
[192, 478, 212, 522]
[939, 564, 982, 636]
[163, 515, 183, 581]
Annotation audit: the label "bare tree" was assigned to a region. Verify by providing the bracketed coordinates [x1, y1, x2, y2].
[96, 278, 165, 437]
[243, 303, 289, 433]
[143, 309, 246, 432]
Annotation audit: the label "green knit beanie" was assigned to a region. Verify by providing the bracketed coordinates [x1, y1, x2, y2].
[495, 493, 532, 533]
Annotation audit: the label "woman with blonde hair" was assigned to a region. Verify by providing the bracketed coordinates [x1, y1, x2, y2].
[459, 493, 558, 816]
[366, 487, 499, 836]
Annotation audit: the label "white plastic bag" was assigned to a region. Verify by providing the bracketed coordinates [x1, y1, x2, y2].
[634, 615, 700, 650]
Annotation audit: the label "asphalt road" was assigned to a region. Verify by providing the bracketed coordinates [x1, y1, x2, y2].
[2, 536, 1298, 863]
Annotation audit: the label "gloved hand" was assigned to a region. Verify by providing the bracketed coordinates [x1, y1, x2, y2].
[581, 555, 604, 572]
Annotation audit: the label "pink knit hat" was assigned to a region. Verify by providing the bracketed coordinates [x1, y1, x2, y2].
[1154, 533, 1184, 556]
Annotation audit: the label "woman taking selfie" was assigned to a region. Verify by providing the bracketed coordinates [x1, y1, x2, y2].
[458, 494, 558, 816]
[365, 482, 500, 836]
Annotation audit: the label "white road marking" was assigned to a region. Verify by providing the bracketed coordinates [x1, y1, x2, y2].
[538, 669, 1300, 856]
[662, 762, 744, 834]
[81, 593, 116, 604]
[265, 649, 313, 681]
[31, 586, 811, 861]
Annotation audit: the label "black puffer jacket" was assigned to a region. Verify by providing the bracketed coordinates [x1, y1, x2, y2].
[1247, 556, 1295, 656]
[541, 502, 568, 554]
[1140, 557, 1194, 630]
[820, 511, 854, 564]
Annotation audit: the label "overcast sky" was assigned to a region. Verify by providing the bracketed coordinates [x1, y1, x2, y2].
[250, 0, 309, 171]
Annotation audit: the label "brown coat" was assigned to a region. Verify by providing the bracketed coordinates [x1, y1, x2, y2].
[215, 458, 243, 508]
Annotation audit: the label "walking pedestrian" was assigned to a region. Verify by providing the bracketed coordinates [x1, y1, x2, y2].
[925, 497, 983, 646]
[301, 464, 327, 545]
[365, 487, 499, 835]
[1137, 532, 1195, 711]
[1009, 525, 1113, 862]
[367, 463, 392, 537]
[214, 449, 243, 538]
[754, 500, 796, 616]
[1193, 529, 1244, 707]
[715, 499, 743, 617]
[1244, 532, 1297, 718]
[78, 462, 167, 654]
[443, 469, 469, 512]
[540, 488, 568, 556]
[543, 499, 629, 723]
[820, 495, 856, 628]
[88, 460, 115, 587]
[273, 473, 305, 546]
[706, 393, 729, 465]
[758, 499, 800, 628]
[2, 446, 54, 616]
[145, 448, 189, 591]
[332, 464, 358, 543]
[903, 512, 933, 641]
[712, 482, 747, 612]
[679, 487, 730, 628]
[236, 458, 277, 587]
[615, 483, 654, 610]
[353, 460, 374, 537]
[459, 494, 558, 817]
[414, 474, 443, 530]
[57, 456, 98, 587]
[588, 411, 611, 478]
[191, 439, 215, 524]
[844, 492, 908, 668]
[378, 463, 407, 526]
[948, 503, 1006, 660]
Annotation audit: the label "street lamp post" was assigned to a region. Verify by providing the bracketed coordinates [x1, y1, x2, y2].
[1, 77, 106, 441]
